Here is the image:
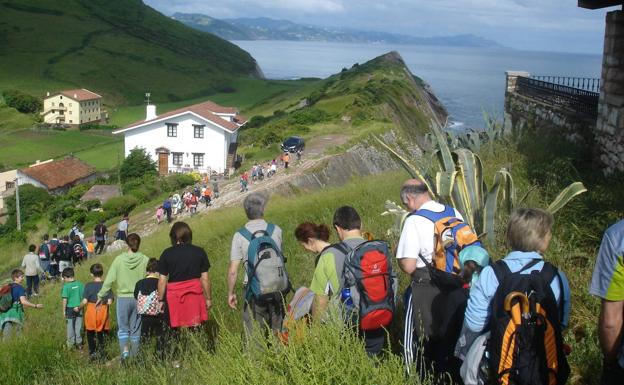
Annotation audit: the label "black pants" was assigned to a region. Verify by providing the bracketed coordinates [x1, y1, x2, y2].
[26, 275, 39, 296]
[94, 240, 105, 254]
[285, 162, 289, 169]
[360, 328, 386, 356]
[86, 330, 106, 356]
[165, 208, 172, 223]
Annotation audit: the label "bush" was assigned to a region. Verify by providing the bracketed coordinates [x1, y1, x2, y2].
[119, 148, 157, 182]
[4, 184, 52, 229]
[2, 89, 42, 113]
[103, 195, 139, 217]
[83, 199, 101, 211]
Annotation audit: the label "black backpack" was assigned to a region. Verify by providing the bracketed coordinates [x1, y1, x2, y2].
[488, 259, 570, 385]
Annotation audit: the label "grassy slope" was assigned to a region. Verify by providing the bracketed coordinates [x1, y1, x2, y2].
[0, 172, 411, 385]
[0, 0, 258, 106]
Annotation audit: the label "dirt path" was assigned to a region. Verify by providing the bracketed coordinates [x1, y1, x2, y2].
[122, 134, 351, 238]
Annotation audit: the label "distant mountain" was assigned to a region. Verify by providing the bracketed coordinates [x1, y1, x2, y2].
[173, 13, 504, 48]
[0, 1, 261, 105]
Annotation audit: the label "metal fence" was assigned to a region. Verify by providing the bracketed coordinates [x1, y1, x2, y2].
[516, 76, 599, 117]
[531, 75, 601, 93]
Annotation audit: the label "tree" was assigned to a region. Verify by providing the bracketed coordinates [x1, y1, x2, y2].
[4, 184, 52, 229]
[119, 148, 157, 182]
[2, 89, 42, 114]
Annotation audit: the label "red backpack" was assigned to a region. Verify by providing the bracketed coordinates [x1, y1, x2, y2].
[339, 240, 396, 331]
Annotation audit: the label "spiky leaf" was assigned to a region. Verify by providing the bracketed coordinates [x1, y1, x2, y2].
[546, 182, 587, 214]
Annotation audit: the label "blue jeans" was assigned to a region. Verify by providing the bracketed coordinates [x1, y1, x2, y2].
[117, 297, 141, 357]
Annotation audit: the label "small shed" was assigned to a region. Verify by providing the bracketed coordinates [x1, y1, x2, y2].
[80, 185, 121, 204]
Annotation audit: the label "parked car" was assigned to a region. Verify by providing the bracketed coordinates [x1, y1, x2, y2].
[280, 136, 305, 153]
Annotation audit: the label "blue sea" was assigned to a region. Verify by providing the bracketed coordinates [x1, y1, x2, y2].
[233, 40, 602, 129]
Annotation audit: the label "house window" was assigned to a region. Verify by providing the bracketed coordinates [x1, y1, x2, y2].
[51, 102, 55, 107]
[193, 124, 205, 139]
[69, 103, 72, 107]
[5, 181, 15, 190]
[172, 152, 183, 166]
[193, 153, 204, 167]
[167, 123, 178, 137]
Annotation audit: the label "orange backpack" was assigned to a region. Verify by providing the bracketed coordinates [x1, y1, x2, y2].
[412, 205, 481, 274]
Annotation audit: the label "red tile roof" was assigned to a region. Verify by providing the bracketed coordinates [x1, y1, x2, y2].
[58, 89, 102, 101]
[19, 158, 95, 190]
[123, 100, 246, 133]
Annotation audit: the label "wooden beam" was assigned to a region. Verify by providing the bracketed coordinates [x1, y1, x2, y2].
[578, 0, 624, 9]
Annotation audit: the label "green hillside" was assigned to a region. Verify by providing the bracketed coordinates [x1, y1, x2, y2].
[0, 0, 261, 105]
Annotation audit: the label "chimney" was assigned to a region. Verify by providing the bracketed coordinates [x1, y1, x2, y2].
[46, 92, 50, 97]
[146, 104, 157, 121]
[74, 93, 77, 99]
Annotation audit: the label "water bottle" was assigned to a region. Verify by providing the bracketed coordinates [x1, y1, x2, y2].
[341, 288, 354, 308]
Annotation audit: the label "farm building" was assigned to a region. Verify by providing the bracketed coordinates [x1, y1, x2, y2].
[113, 100, 246, 175]
[41, 88, 103, 126]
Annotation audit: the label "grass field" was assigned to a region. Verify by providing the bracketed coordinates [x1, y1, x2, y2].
[73, 140, 124, 171]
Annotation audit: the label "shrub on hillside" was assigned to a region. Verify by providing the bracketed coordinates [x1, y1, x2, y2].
[4, 184, 52, 229]
[119, 148, 157, 182]
[2, 89, 42, 114]
[103, 196, 139, 217]
[161, 173, 196, 192]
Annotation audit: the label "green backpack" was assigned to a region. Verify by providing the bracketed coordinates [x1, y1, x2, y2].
[0, 282, 15, 312]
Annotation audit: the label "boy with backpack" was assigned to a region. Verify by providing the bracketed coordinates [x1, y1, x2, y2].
[0, 269, 44, 340]
[93, 221, 108, 255]
[58, 236, 74, 274]
[456, 208, 571, 385]
[48, 234, 60, 278]
[38, 234, 51, 279]
[61, 268, 85, 349]
[72, 235, 86, 265]
[309, 206, 395, 356]
[227, 193, 289, 339]
[77, 263, 113, 360]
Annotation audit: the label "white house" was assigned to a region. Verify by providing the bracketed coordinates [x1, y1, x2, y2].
[113, 100, 246, 175]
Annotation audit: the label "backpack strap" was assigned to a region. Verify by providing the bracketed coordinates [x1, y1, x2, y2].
[333, 242, 350, 256]
[412, 205, 456, 223]
[536, 261, 567, 324]
[490, 259, 512, 285]
[265, 223, 275, 237]
[238, 227, 253, 242]
[315, 244, 335, 267]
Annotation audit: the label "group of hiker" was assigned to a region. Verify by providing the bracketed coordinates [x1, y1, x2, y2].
[241, 151, 301, 193]
[160, 180, 220, 223]
[0, 177, 623, 385]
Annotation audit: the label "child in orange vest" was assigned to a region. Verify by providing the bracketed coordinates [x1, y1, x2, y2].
[78, 263, 113, 361]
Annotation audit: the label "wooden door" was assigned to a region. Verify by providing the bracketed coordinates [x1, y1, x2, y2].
[158, 152, 168, 175]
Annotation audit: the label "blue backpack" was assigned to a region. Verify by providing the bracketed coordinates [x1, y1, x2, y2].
[238, 224, 291, 302]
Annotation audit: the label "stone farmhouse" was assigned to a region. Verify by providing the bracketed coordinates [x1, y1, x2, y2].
[113, 100, 246, 176]
[41, 88, 103, 126]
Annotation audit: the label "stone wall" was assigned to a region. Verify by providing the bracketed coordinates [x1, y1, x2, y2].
[595, 10, 624, 175]
[504, 72, 596, 147]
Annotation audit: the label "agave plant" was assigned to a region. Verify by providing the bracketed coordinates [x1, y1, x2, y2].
[376, 122, 587, 245]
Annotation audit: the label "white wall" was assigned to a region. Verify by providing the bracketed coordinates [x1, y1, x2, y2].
[123, 114, 230, 173]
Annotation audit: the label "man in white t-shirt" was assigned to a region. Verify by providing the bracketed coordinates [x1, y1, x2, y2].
[396, 178, 463, 372]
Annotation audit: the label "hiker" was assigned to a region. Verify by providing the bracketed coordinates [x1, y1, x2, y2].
[78, 263, 113, 361]
[0, 269, 44, 341]
[134, 258, 165, 352]
[314, 207, 393, 355]
[49, 234, 60, 279]
[211, 178, 219, 199]
[61, 267, 84, 349]
[270, 161, 277, 177]
[456, 208, 571, 385]
[202, 186, 212, 207]
[21, 244, 43, 297]
[157, 222, 212, 358]
[251, 164, 258, 181]
[296, 149, 302, 161]
[283, 152, 290, 169]
[396, 178, 466, 373]
[97, 233, 149, 362]
[38, 234, 51, 279]
[172, 193, 182, 215]
[189, 193, 199, 215]
[240, 172, 249, 193]
[227, 192, 289, 339]
[163, 196, 173, 223]
[116, 215, 129, 241]
[58, 236, 74, 274]
[294, 222, 332, 316]
[590, 219, 624, 384]
[72, 234, 86, 265]
[93, 221, 107, 255]
[156, 206, 164, 224]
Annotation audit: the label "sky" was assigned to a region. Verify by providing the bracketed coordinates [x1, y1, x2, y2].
[143, 0, 622, 54]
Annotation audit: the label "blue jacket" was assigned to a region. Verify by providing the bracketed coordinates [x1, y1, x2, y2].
[464, 251, 570, 333]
